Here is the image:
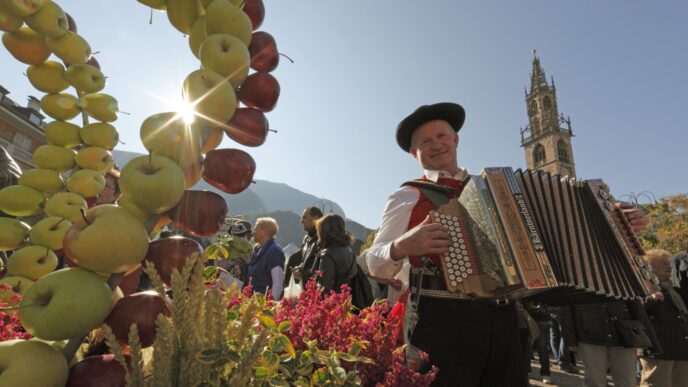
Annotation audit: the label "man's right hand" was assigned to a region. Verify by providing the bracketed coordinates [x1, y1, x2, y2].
[291, 267, 302, 282]
[390, 214, 450, 260]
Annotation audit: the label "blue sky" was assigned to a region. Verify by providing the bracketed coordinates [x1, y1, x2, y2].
[2, 1, 686, 228]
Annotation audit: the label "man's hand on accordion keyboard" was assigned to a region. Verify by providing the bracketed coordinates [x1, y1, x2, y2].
[390, 214, 450, 260]
[616, 202, 650, 236]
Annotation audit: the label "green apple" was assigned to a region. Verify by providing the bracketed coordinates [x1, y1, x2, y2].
[2, 26, 51, 64]
[26, 60, 69, 93]
[45, 120, 81, 148]
[0, 217, 30, 251]
[64, 63, 105, 93]
[20, 267, 115, 340]
[28, 216, 71, 251]
[188, 15, 206, 58]
[204, 0, 252, 46]
[44, 192, 87, 221]
[138, 0, 166, 10]
[80, 122, 119, 150]
[119, 154, 185, 214]
[116, 194, 150, 223]
[0, 340, 68, 386]
[0, 6, 23, 32]
[182, 69, 236, 127]
[200, 33, 249, 88]
[79, 93, 118, 122]
[24, 0, 67, 38]
[45, 31, 91, 65]
[140, 111, 203, 165]
[18, 168, 64, 194]
[7, 245, 57, 280]
[0, 185, 44, 217]
[66, 168, 105, 198]
[0, 275, 34, 296]
[75, 146, 113, 173]
[166, 0, 201, 34]
[40, 92, 80, 120]
[201, 0, 242, 9]
[63, 205, 149, 274]
[0, 0, 44, 17]
[33, 144, 76, 171]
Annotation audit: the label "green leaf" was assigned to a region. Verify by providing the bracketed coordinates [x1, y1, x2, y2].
[358, 356, 375, 364]
[278, 364, 293, 379]
[219, 244, 229, 258]
[333, 366, 347, 383]
[261, 308, 275, 318]
[337, 353, 359, 363]
[345, 371, 360, 384]
[293, 379, 310, 387]
[311, 368, 329, 385]
[203, 266, 218, 280]
[277, 320, 292, 332]
[348, 342, 361, 356]
[254, 366, 269, 378]
[205, 244, 219, 259]
[258, 314, 276, 329]
[196, 348, 222, 364]
[223, 350, 241, 362]
[277, 334, 296, 359]
[263, 351, 280, 368]
[226, 310, 239, 320]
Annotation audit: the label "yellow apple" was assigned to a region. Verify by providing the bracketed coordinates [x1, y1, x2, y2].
[188, 15, 206, 58]
[119, 154, 185, 214]
[75, 146, 113, 173]
[44, 191, 87, 221]
[0, 6, 23, 32]
[79, 93, 118, 122]
[63, 205, 149, 274]
[138, 0, 166, 10]
[7, 245, 58, 280]
[45, 31, 91, 65]
[64, 63, 105, 93]
[204, 0, 252, 46]
[140, 111, 203, 165]
[166, 0, 202, 35]
[0, 217, 30, 251]
[0, 185, 44, 217]
[66, 168, 105, 198]
[0, 0, 44, 17]
[200, 33, 250, 88]
[24, 0, 67, 38]
[199, 125, 223, 153]
[26, 60, 69, 93]
[0, 340, 68, 387]
[183, 69, 237, 127]
[44, 120, 81, 148]
[116, 194, 150, 223]
[0, 275, 34, 296]
[33, 144, 76, 171]
[18, 168, 64, 194]
[20, 267, 115, 340]
[2, 26, 51, 64]
[40, 92, 80, 120]
[28, 216, 71, 251]
[80, 122, 119, 150]
[183, 158, 204, 188]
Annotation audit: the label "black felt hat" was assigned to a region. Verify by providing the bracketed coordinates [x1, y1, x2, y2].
[395, 102, 465, 152]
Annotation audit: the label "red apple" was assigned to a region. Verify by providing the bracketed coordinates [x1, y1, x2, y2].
[86, 56, 100, 70]
[119, 266, 141, 296]
[144, 236, 203, 286]
[243, 0, 265, 30]
[238, 72, 280, 112]
[248, 31, 277, 72]
[65, 13, 77, 33]
[225, 108, 268, 147]
[202, 149, 255, 194]
[104, 291, 172, 348]
[168, 190, 228, 237]
[67, 354, 126, 387]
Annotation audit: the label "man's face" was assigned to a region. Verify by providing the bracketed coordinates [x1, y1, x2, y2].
[409, 120, 459, 172]
[301, 211, 317, 231]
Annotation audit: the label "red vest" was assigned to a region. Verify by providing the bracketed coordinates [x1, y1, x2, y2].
[406, 176, 466, 268]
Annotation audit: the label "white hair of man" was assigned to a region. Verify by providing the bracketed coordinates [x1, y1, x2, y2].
[256, 217, 279, 237]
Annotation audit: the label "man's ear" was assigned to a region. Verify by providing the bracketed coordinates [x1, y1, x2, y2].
[409, 147, 419, 160]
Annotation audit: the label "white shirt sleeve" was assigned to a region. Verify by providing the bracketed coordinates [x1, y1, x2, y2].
[271, 266, 284, 300]
[366, 186, 420, 279]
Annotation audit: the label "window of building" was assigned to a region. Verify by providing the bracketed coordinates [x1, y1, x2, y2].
[530, 100, 538, 114]
[13, 132, 32, 150]
[557, 140, 569, 162]
[28, 113, 41, 126]
[534, 144, 546, 165]
[543, 96, 552, 110]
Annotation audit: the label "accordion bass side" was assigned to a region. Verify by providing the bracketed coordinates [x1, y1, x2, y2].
[431, 167, 658, 302]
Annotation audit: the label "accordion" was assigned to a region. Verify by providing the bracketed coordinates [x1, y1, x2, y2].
[430, 167, 658, 302]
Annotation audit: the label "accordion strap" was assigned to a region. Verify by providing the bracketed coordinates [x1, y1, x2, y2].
[401, 179, 456, 208]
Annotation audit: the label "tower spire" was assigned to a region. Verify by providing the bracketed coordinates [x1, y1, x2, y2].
[530, 50, 549, 93]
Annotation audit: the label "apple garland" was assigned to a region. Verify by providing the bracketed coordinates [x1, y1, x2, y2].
[0, 0, 281, 384]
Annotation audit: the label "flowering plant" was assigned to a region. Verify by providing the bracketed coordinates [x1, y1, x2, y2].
[0, 284, 31, 341]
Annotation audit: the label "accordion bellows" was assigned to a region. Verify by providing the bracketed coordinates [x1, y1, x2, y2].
[431, 167, 658, 302]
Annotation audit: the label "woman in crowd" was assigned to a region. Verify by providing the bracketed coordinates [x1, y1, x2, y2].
[315, 213, 357, 294]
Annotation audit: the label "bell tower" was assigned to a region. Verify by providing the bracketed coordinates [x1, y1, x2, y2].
[520, 50, 576, 177]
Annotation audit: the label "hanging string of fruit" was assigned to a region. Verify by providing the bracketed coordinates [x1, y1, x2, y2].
[0, 0, 278, 384]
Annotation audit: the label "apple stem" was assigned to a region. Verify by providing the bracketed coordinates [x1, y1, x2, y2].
[239, 0, 247, 9]
[148, 152, 154, 174]
[80, 208, 91, 225]
[92, 51, 101, 55]
[78, 91, 90, 126]
[53, 218, 68, 230]
[251, 180, 256, 184]
[118, 110, 131, 115]
[118, 139, 127, 145]
[279, 53, 295, 63]
[268, 129, 278, 133]
[149, 7, 153, 24]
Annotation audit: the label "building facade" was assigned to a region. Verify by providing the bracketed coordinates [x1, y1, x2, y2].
[0, 85, 46, 171]
[520, 52, 577, 177]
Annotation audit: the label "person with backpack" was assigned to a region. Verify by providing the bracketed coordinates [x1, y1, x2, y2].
[314, 213, 358, 295]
